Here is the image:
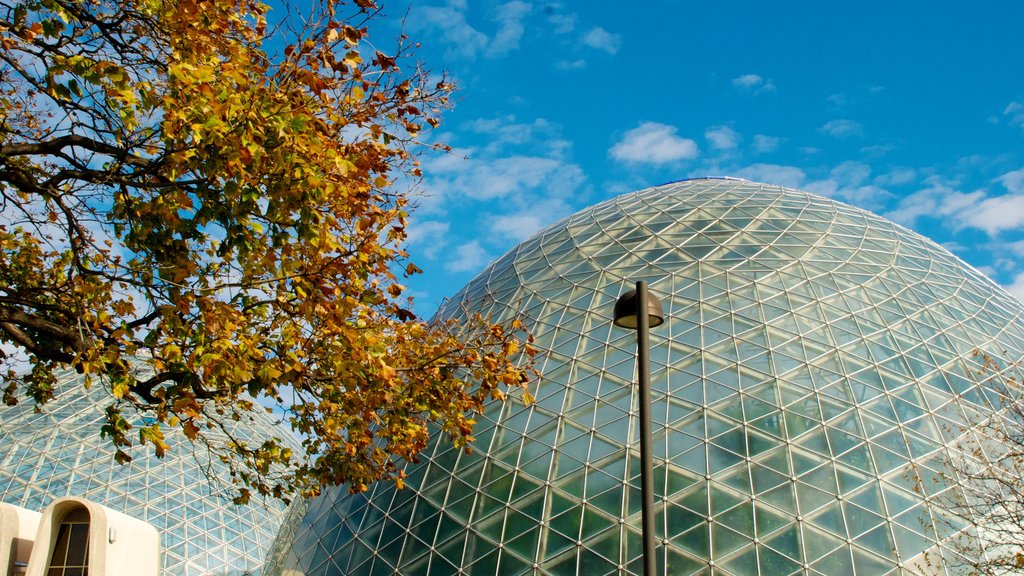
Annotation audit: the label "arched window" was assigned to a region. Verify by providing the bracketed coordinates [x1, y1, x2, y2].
[47, 507, 89, 576]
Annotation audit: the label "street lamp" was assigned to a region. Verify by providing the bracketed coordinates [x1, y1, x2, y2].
[613, 281, 665, 576]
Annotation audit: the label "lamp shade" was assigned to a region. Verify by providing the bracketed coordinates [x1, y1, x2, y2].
[612, 288, 665, 329]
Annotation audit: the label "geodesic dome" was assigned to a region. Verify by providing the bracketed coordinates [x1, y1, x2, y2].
[264, 178, 1024, 575]
[0, 364, 301, 576]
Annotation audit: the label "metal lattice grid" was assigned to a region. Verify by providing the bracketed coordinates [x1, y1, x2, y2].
[264, 178, 1024, 576]
[0, 363, 301, 576]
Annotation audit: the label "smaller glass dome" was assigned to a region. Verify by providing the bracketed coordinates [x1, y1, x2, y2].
[0, 363, 301, 576]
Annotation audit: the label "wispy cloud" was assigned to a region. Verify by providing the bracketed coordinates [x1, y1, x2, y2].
[885, 169, 1024, 236]
[545, 6, 576, 34]
[731, 74, 776, 94]
[430, 155, 581, 201]
[489, 197, 575, 241]
[820, 119, 863, 138]
[726, 161, 891, 210]
[412, 1, 488, 59]
[733, 164, 807, 189]
[826, 93, 848, 110]
[428, 116, 585, 201]
[487, 1, 532, 58]
[555, 59, 586, 70]
[860, 144, 895, 158]
[1002, 271, 1024, 304]
[1000, 168, 1024, 193]
[462, 115, 568, 155]
[803, 161, 893, 210]
[826, 86, 885, 111]
[705, 126, 740, 151]
[752, 135, 780, 154]
[411, 0, 532, 60]
[610, 122, 698, 165]
[490, 213, 547, 241]
[965, 196, 1024, 234]
[873, 167, 917, 186]
[885, 177, 986, 227]
[417, 115, 587, 259]
[1003, 101, 1024, 129]
[445, 240, 492, 273]
[404, 220, 450, 260]
[958, 173, 1024, 234]
[581, 27, 621, 55]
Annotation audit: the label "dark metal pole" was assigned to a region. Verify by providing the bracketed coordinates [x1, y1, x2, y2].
[636, 281, 657, 576]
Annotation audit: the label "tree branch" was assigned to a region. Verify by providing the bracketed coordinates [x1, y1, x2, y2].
[1, 134, 152, 168]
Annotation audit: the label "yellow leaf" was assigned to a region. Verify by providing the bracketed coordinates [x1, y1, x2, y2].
[163, 343, 182, 362]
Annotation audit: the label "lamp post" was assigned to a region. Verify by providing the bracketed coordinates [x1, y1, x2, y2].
[613, 281, 665, 576]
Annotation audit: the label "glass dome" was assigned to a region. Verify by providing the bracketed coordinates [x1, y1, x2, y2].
[0, 362, 301, 576]
[264, 178, 1024, 575]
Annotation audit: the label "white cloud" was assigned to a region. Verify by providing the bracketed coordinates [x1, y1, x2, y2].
[731, 74, 776, 94]
[491, 213, 546, 240]
[464, 115, 568, 155]
[705, 126, 739, 151]
[1003, 271, 1024, 304]
[413, 2, 488, 59]
[1004, 101, 1024, 129]
[939, 240, 968, 254]
[860, 144, 895, 157]
[445, 240, 491, 273]
[826, 93, 848, 109]
[960, 194, 1024, 235]
[1007, 240, 1024, 261]
[404, 220, 450, 260]
[874, 168, 917, 186]
[752, 135, 780, 154]
[424, 116, 586, 203]
[803, 161, 892, 210]
[830, 161, 872, 186]
[937, 168, 1024, 233]
[610, 122, 698, 165]
[581, 27, 621, 55]
[726, 161, 892, 211]
[885, 178, 985, 226]
[547, 10, 576, 34]
[889, 169, 1024, 235]
[999, 168, 1024, 194]
[820, 119, 863, 138]
[978, 265, 998, 277]
[826, 86, 884, 111]
[733, 164, 807, 189]
[841, 185, 889, 207]
[489, 198, 574, 241]
[411, 0, 531, 60]
[555, 59, 586, 70]
[455, 156, 576, 200]
[427, 147, 475, 174]
[487, 1, 532, 58]
[410, 114, 591, 291]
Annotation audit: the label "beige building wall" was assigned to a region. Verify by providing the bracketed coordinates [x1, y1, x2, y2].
[24, 496, 159, 576]
[0, 503, 41, 576]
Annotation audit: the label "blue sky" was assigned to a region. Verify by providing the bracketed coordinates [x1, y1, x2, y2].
[378, 1, 1024, 312]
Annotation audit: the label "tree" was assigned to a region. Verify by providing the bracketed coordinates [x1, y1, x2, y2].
[926, 352, 1024, 574]
[0, 0, 534, 502]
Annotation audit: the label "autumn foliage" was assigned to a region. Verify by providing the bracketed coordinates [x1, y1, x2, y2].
[0, 0, 534, 501]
